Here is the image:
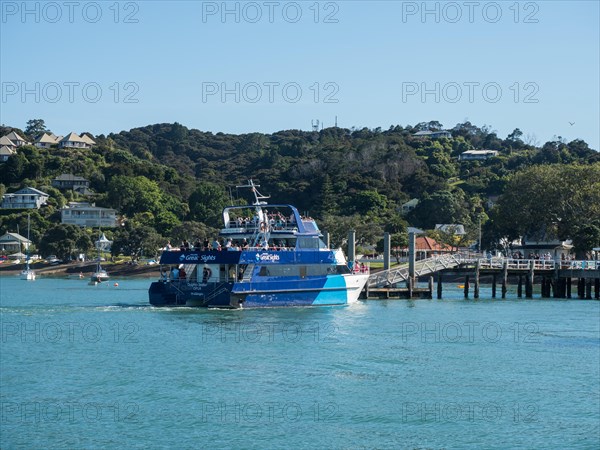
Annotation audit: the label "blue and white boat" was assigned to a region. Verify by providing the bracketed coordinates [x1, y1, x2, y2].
[149, 180, 369, 308]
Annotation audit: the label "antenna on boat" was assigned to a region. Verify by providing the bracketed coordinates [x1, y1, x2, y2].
[236, 179, 270, 205]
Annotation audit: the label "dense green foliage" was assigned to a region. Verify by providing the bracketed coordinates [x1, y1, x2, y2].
[0, 120, 598, 257]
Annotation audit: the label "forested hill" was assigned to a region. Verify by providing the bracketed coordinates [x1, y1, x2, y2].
[1, 120, 599, 258]
[107, 121, 598, 217]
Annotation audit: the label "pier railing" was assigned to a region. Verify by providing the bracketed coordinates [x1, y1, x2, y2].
[367, 254, 600, 288]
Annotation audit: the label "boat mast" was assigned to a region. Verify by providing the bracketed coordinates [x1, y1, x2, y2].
[236, 179, 271, 248]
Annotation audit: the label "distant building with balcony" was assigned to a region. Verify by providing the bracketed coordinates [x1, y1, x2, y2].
[1, 187, 49, 209]
[459, 150, 498, 161]
[61, 202, 118, 228]
[59, 132, 95, 149]
[52, 174, 90, 191]
[413, 130, 452, 139]
[0, 232, 31, 253]
[3, 131, 30, 147]
[35, 132, 63, 148]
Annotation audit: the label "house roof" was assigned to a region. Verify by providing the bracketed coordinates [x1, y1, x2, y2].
[36, 132, 61, 144]
[0, 146, 16, 155]
[11, 187, 50, 196]
[0, 136, 15, 146]
[61, 132, 86, 143]
[79, 134, 96, 145]
[5, 131, 27, 143]
[54, 173, 88, 181]
[0, 232, 31, 244]
[416, 236, 450, 251]
[402, 198, 419, 207]
[435, 224, 466, 235]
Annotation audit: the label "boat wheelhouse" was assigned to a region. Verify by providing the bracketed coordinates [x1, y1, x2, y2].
[149, 180, 369, 308]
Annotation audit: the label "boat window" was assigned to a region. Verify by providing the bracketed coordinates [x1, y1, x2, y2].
[296, 237, 320, 249]
[336, 265, 351, 274]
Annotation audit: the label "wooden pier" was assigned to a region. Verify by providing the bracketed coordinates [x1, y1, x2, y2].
[356, 232, 600, 300]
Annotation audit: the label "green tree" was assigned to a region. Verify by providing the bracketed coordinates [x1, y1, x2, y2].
[493, 163, 600, 255]
[24, 119, 48, 137]
[188, 182, 229, 227]
[39, 224, 92, 260]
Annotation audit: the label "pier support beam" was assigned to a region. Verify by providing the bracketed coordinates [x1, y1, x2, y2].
[566, 278, 572, 298]
[347, 230, 356, 267]
[383, 232, 391, 271]
[585, 279, 592, 299]
[474, 261, 480, 299]
[517, 275, 522, 298]
[595, 278, 599, 299]
[502, 261, 508, 299]
[492, 274, 497, 298]
[437, 272, 443, 299]
[407, 276, 414, 299]
[464, 275, 470, 299]
[408, 232, 415, 287]
[428, 276, 434, 299]
[578, 278, 585, 299]
[525, 262, 534, 298]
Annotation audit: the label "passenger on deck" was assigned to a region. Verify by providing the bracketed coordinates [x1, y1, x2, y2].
[170, 267, 179, 280]
[179, 267, 187, 281]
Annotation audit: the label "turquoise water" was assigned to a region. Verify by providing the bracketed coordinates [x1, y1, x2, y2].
[1, 276, 599, 449]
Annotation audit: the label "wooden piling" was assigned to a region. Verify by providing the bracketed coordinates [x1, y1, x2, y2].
[502, 261, 508, 299]
[428, 276, 434, 299]
[464, 275, 470, 299]
[492, 274, 497, 298]
[407, 277, 413, 299]
[437, 272, 443, 299]
[474, 260, 480, 299]
[578, 278, 585, 299]
[595, 278, 599, 299]
[525, 261, 534, 298]
[517, 275, 522, 298]
[585, 279, 592, 299]
[566, 278, 572, 298]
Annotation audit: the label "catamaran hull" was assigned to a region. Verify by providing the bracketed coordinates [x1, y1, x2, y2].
[148, 274, 368, 308]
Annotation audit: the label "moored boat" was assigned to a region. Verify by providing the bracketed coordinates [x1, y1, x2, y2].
[91, 232, 111, 283]
[20, 214, 36, 281]
[148, 180, 369, 308]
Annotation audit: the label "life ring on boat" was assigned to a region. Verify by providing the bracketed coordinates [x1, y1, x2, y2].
[260, 222, 268, 232]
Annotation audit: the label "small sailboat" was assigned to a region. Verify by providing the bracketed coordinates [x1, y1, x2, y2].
[91, 232, 111, 283]
[20, 214, 36, 281]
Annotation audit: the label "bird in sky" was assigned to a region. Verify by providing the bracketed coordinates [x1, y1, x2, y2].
[569, 122, 575, 126]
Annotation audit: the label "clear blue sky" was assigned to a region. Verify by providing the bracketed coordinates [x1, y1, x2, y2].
[1, 1, 599, 149]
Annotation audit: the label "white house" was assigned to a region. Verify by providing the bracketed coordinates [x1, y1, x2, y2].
[0, 232, 31, 252]
[3, 131, 30, 147]
[0, 145, 16, 162]
[459, 150, 498, 161]
[1, 187, 50, 209]
[35, 132, 63, 148]
[401, 198, 419, 215]
[59, 132, 94, 149]
[413, 130, 452, 139]
[61, 202, 118, 228]
[52, 174, 90, 191]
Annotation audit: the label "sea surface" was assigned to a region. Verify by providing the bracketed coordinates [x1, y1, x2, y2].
[1, 276, 599, 449]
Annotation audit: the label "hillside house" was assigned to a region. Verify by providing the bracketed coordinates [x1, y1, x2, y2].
[35, 133, 63, 148]
[61, 202, 118, 228]
[52, 174, 90, 191]
[459, 150, 498, 161]
[1, 187, 49, 209]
